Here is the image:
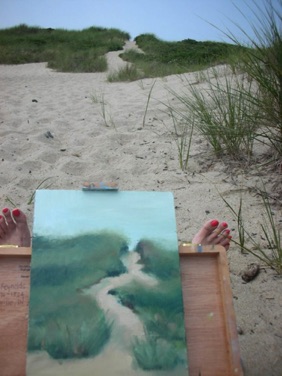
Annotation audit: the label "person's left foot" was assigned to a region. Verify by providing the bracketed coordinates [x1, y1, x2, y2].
[0, 208, 31, 247]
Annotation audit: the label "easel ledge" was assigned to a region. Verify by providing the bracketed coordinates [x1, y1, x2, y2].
[0, 245, 243, 376]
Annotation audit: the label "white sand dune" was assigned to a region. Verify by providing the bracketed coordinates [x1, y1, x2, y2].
[1, 47, 282, 375]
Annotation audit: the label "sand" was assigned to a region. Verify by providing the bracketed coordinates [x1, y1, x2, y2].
[0, 42, 281, 375]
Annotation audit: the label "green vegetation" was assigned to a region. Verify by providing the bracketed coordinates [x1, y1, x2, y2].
[135, 239, 180, 279]
[133, 336, 182, 371]
[167, 69, 259, 161]
[0, 24, 129, 72]
[28, 295, 111, 359]
[109, 240, 187, 371]
[107, 63, 143, 82]
[220, 185, 282, 274]
[0, 24, 243, 78]
[117, 33, 244, 79]
[142, 80, 156, 127]
[28, 231, 129, 359]
[162, 1, 282, 272]
[226, 0, 282, 155]
[5, 177, 53, 208]
[166, 107, 195, 171]
[166, 0, 282, 165]
[90, 92, 116, 128]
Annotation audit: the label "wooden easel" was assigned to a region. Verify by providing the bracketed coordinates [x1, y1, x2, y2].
[0, 244, 243, 376]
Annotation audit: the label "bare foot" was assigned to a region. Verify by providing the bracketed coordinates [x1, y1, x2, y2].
[0, 208, 31, 247]
[192, 219, 231, 251]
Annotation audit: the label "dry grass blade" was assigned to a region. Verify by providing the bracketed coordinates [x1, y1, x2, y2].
[219, 183, 282, 274]
[143, 80, 156, 127]
[28, 178, 53, 205]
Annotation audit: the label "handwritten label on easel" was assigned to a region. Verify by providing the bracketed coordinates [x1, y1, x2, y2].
[0, 258, 30, 311]
[0, 281, 26, 308]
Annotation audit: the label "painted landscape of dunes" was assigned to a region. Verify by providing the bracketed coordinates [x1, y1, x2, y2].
[26, 190, 188, 376]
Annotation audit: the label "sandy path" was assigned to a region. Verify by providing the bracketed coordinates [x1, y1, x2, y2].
[85, 251, 157, 346]
[106, 40, 143, 72]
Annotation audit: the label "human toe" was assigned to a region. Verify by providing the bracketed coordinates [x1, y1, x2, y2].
[0, 214, 8, 236]
[209, 221, 229, 239]
[218, 235, 231, 251]
[201, 219, 220, 236]
[12, 208, 26, 222]
[2, 208, 16, 227]
[192, 219, 220, 244]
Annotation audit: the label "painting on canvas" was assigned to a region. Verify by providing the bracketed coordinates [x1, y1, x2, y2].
[26, 190, 188, 376]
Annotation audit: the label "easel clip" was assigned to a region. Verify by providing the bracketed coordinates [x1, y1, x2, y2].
[82, 182, 119, 191]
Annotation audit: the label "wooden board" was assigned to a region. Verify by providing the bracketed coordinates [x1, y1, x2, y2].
[0, 245, 243, 376]
[0, 247, 30, 376]
[180, 244, 243, 376]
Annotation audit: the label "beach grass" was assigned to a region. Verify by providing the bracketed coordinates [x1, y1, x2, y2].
[164, 106, 195, 171]
[164, 0, 282, 174]
[132, 336, 182, 371]
[220, 185, 282, 274]
[0, 24, 244, 78]
[107, 63, 144, 82]
[142, 80, 156, 127]
[167, 69, 260, 161]
[5, 177, 53, 207]
[0, 24, 129, 72]
[92, 92, 116, 128]
[223, 0, 282, 155]
[119, 34, 243, 79]
[161, 0, 282, 270]
[108, 36, 242, 82]
[28, 231, 129, 359]
[28, 295, 112, 359]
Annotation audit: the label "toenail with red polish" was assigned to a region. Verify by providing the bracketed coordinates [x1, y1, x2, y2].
[2, 208, 9, 214]
[222, 222, 228, 227]
[211, 220, 219, 227]
[12, 209, 20, 217]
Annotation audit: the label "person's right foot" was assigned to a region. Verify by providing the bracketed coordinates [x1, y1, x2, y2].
[192, 219, 231, 251]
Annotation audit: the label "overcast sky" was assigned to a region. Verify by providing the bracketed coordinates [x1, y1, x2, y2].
[0, 0, 278, 43]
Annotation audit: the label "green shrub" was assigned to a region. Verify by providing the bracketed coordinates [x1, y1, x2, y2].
[107, 63, 144, 82]
[28, 296, 112, 359]
[132, 336, 183, 371]
[47, 49, 107, 72]
[135, 239, 180, 279]
[0, 24, 129, 72]
[123, 33, 244, 78]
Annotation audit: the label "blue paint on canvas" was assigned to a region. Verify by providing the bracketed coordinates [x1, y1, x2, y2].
[33, 190, 178, 249]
